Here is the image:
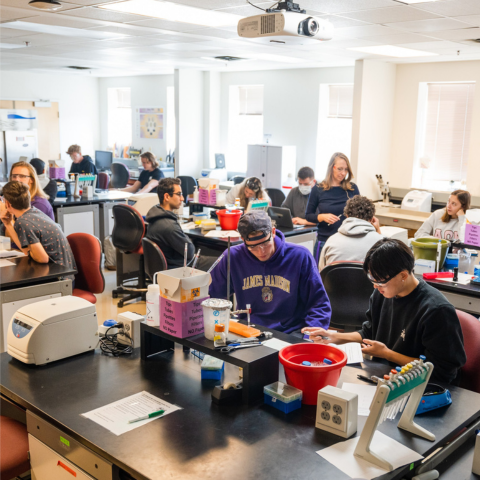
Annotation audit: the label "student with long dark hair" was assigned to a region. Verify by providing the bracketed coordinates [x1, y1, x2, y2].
[302, 238, 466, 384]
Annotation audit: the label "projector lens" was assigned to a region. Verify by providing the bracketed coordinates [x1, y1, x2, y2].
[307, 18, 319, 35]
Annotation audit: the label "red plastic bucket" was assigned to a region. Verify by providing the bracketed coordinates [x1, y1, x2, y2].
[216, 209, 242, 231]
[279, 344, 348, 405]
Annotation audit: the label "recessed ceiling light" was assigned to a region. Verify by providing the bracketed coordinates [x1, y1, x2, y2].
[28, 0, 62, 11]
[200, 56, 251, 62]
[348, 45, 438, 57]
[99, 0, 241, 28]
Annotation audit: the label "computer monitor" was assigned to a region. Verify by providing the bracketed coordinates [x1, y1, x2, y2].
[95, 150, 113, 171]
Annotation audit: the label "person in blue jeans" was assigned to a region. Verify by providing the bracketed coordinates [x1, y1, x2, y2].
[305, 152, 360, 265]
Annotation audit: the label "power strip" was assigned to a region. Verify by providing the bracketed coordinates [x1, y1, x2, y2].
[316, 385, 358, 439]
[117, 312, 144, 348]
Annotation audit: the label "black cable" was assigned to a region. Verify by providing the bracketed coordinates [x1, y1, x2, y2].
[99, 324, 134, 357]
[246, 0, 267, 11]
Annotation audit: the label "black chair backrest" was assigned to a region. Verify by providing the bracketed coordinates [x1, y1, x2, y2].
[110, 163, 130, 189]
[320, 262, 374, 331]
[142, 238, 168, 281]
[266, 188, 286, 207]
[230, 175, 245, 185]
[44, 179, 58, 206]
[177, 176, 197, 198]
[112, 204, 145, 253]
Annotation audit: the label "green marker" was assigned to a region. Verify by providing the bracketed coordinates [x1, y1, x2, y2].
[128, 409, 165, 424]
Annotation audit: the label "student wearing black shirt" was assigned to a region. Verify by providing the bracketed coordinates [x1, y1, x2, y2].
[302, 238, 466, 384]
[67, 144, 98, 175]
[121, 152, 163, 194]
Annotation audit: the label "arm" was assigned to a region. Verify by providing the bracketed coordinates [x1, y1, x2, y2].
[3, 220, 49, 263]
[414, 212, 437, 238]
[318, 242, 327, 270]
[281, 190, 294, 211]
[305, 187, 320, 223]
[138, 179, 159, 194]
[168, 224, 195, 263]
[120, 181, 141, 193]
[208, 254, 232, 299]
[226, 185, 239, 205]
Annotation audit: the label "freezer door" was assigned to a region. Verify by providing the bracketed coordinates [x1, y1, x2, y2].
[5, 129, 38, 172]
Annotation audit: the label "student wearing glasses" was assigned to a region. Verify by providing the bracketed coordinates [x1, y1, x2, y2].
[303, 238, 466, 384]
[305, 153, 359, 264]
[146, 178, 217, 271]
[209, 210, 331, 334]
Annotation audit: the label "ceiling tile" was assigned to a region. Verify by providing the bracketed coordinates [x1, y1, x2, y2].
[453, 15, 480, 27]
[21, 14, 102, 29]
[385, 17, 473, 32]
[168, 0, 255, 8]
[428, 27, 480, 41]
[2, 33, 81, 47]
[363, 32, 435, 44]
[294, 0, 398, 14]
[318, 15, 372, 28]
[57, 6, 149, 23]
[85, 25, 161, 36]
[1, 6, 40, 22]
[413, 0, 480, 17]
[335, 24, 403, 37]
[340, 6, 441, 24]
[213, 4, 273, 16]
[187, 27, 239, 39]
[126, 18, 208, 32]
[109, 35, 177, 46]
[0, 27, 43, 39]
[0, 0, 80, 11]
[56, 0, 123, 5]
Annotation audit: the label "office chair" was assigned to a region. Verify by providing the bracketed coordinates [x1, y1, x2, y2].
[230, 175, 245, 185]
[43, 179, 58, 206]
[142, 238, 168, 281]
[67, 233, 105, 304]
[177, 176, 197, 201]
[266, 188, 286, 207]
[0, 416, 30, 479]
[97, 171, 110, 190]
[320, 261, 374, 332]
[456, 310, 480, 393]
[112, 204, 147, 307]
[110, 163, 130, 189]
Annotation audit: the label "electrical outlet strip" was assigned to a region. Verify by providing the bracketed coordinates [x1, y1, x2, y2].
[316, 385, 358, 439]
[117, 312, 144, 348]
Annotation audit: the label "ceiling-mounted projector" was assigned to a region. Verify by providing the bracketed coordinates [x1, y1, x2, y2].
[237, 1, 333, 45]
[28, 0, 62, 11]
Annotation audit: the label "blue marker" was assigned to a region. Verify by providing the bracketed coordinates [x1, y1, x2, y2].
[302, 361, 312, 366]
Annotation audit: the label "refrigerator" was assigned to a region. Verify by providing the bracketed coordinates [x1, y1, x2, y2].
[1, 130, 39, 180]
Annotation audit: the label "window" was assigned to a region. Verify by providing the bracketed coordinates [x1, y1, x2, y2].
[166, 86, 176, 156]
[228, 85, 264, 172]
[413, 82, 475, 190]
[107, 87, 132, 149]
[328, 85, 354, 119]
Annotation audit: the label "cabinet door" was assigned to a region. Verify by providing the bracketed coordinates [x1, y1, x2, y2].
[247, 145, 267, 181]
[265, 146, 282, 189]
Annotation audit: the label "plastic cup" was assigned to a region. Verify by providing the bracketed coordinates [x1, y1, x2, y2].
[201, 298, 232, 340]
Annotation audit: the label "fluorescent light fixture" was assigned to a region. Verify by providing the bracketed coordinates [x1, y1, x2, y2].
[100, 0, 241, 27]
[0, 43, 26, 49]
[3, 21, 128, 39]
[394, 0, 439, 4]
[348, 45, 439, 57]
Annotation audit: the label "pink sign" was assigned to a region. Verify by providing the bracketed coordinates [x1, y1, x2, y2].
[159, 296, 207, 338]
[465, 224, 480, 247]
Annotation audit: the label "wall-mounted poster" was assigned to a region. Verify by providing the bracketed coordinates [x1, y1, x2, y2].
[135, 107, 164, 139]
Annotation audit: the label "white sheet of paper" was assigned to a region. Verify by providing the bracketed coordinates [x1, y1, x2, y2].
[181, 222, 197, 230]
[0, 250, 25, 258]
[204, 230, 240, 238]
[81, 391, 181, 436]
[317, 431, 423, 480]
[437, 273, 473, 285]
[331, 343, 364, 364]
[341, 382, 376, 416]
[0, 259, 15, 267]
[263, 338, 292, 351]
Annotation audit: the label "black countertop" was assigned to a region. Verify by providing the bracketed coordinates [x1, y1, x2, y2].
[53, 191, 131, 207]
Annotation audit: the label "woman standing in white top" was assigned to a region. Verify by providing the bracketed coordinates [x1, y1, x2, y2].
[415, 190, 471, 241]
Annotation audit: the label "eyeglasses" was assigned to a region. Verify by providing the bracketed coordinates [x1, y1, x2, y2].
[11, 174, 31, 180]
[245, 234, 272, 252]
[367, 272, 395, 287]
[171, 192, 183, 197]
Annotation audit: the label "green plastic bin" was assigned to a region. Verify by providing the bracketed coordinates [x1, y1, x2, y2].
[411, 237, 450, 271]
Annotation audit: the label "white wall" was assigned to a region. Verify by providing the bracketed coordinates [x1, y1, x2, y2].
[219, 67, 355, 179]
[203, 71, 221, 169]
[98, 74, 174, 164]
[390, 60, 480, 196]
[0, 71, 100, 172]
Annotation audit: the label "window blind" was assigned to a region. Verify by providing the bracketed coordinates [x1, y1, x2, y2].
[423, 82, 475, 182]
[239, 86, 263, 115]
[328, 84, 353, 118]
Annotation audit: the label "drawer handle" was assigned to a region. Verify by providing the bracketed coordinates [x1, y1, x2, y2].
[57, 460, 77, 477]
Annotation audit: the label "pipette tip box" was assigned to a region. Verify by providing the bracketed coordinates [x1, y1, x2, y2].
[264, 382, 302, 414]
[201, 356, 224, 380]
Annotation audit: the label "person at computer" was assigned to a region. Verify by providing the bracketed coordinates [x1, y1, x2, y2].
[120, 152, 163, 194]
[225, 177, 271, 208]
[303, 238, 466, 384]
[30, 158, 49, 190]
[305, 152, 360, 264]
[209, 210, 331, 334]
[146, 178, 217, 271]
[281, 166, 317, 226]
[67, 145, 97, 175]
[319, 195, 384, 270]
[414, 190, 470, 242]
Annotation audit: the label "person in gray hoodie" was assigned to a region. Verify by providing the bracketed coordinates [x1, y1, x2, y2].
[319, 195, 384, 270]
[146, 178, 217, 271]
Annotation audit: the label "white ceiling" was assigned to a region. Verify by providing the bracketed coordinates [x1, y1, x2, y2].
[1, 0, 479, 77]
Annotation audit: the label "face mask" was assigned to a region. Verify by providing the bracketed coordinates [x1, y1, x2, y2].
[299, 185, 312, 195]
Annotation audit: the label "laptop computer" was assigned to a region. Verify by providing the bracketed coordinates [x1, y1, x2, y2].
[268, 207, 304, 229]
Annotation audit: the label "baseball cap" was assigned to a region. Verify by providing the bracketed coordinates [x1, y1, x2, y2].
[237, 210, 272, 240]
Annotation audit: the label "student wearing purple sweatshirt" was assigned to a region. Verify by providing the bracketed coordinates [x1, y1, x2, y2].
[209, 210, 331, 334]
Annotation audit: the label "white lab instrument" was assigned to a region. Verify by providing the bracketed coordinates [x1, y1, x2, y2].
[7, 296, 97, 365]
[375, 174, 392, 207]
[316, 385, 358, 439]
[414, 259, 436, 275]
[380, 226, 408, 244]
[200, 168, 228, 182]
[401, 190, 432, 213]
[473, 430, 480, 475]
[128, 193, 158, 216]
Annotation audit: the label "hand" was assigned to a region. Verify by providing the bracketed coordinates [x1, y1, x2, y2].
[360, 339, 389, 358]
[458, 209, 465, 217]
[0, 208, 13, 227]
[301, 327, 337, 344]
[371, 216, 381, 233]
[318, 213, 340, 225]
[292, 217, 307, 225]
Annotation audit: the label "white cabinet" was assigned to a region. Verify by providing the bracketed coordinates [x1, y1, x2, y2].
[246, 145, 296, 189]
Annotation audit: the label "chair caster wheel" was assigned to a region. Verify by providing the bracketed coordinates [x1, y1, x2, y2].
[112, 292, 118, 298]
[117, 301, 124, 308]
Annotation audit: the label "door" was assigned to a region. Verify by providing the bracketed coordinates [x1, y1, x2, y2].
[5, 130, 38, 172]
[265, 146, 282, 189]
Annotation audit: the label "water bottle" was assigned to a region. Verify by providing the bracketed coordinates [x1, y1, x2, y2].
[146, 284, 160, 327]
[193, 186, 199, 203]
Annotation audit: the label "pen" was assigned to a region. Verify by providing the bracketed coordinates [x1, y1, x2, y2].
[357, 374, 378, 385]
[128, 409, 165, 424]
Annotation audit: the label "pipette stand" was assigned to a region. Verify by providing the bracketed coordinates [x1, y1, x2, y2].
[354, 360, 434, 471]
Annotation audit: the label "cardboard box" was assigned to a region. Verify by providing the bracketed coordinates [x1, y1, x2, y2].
[159, 296, 207, 338]
[197, 178, 219, 189]
[157, 267, 210, 303]
[465, 224, 480, 247]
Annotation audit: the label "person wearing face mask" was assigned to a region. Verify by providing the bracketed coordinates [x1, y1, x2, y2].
[303, 238, 466, 385]
[281, 166, 317, 226]
[414, 190, 470, 241]
[305, 153, 360, 264]
[209, 210, 331, 334]
[225, 177, 271, 208]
